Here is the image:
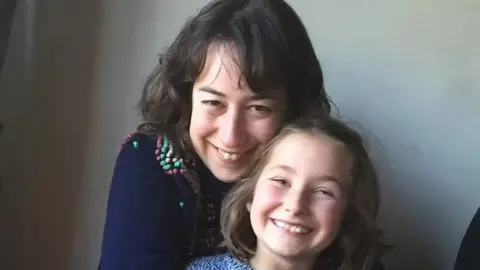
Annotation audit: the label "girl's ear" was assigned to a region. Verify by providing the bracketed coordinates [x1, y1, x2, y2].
[246, 202, 252, 212]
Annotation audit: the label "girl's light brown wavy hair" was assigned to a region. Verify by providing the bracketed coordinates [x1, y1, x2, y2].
[220, 113, 389, 270]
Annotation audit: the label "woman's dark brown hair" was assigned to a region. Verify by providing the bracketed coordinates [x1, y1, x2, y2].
[137, 0, 331, 159]
[221, 113, 388, 270]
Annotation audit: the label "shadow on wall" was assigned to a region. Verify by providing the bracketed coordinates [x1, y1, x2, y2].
[343, 119, 449, 270]
[0, 0, 18, 195]
[0, 0, 17, 75]
[0, 0, 102, 269]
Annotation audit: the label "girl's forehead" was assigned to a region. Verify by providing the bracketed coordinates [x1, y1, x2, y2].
[263, 132, 353, 186]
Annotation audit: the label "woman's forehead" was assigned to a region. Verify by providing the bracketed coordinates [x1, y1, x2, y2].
[197, 43, 243, 88]
[194, 42, 285, 101]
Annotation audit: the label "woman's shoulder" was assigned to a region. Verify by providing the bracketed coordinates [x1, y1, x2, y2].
[100, 132, 198, 269]
[109, 131, 196, 204]
[111, 130, 201, 211]
[118, 132, 156, 157]
[187, 253, 252, 270]
[118, 131, 190, 175]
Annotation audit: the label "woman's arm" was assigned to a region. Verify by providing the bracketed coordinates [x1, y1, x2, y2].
[99, 134, 187, 270]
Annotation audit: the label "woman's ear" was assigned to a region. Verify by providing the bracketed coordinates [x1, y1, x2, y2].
[246, 202, 252, 212]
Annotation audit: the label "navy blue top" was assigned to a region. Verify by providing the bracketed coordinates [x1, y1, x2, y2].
[98, 133, 232, 270]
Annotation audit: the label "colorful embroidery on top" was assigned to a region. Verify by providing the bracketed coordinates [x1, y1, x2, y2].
[120, 131, 136, 150]
[155, 135, 186, 175]
[119, 131, 205, 257]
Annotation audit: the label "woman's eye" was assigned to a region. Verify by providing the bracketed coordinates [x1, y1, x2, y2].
[249, 105, 273, 116]
[201, 100, 225, 115]
[201, 100, 223, 107]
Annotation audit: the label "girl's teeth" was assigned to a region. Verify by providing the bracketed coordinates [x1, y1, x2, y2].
[273, 220, 311, 234]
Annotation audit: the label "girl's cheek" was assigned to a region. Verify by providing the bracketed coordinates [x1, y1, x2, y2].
[252, 181, 282, 208]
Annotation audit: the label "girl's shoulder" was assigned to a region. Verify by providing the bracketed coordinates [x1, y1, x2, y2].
[187, 253, 253, 270]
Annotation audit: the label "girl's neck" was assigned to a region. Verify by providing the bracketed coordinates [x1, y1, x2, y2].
[249, 248, 314, 270]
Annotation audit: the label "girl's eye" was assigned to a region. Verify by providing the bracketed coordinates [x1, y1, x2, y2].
[270, 178, 288, 186]
[249, 105, 273, 117]
[314, 189, 335, 198]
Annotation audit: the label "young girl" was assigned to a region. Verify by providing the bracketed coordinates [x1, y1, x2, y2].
[98, 0, 333, 269]
[188, 114, 387, 270]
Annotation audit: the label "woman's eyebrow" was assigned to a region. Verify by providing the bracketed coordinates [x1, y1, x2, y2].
[198, 86, 280, 101]
[198, 86, 224, 97]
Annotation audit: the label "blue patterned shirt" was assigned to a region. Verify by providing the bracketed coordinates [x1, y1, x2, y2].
[187, 253, 254, 270]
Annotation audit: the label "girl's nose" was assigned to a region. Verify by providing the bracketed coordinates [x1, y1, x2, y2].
[283, 188, 308, 216]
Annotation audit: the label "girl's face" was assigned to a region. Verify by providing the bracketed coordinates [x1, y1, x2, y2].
[249, 132, 352, 265]
[190, 44, 285, 182]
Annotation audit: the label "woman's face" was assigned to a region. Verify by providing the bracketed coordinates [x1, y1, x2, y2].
[190, 44, 286, 182]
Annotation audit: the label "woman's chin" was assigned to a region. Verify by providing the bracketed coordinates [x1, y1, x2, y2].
[211, 169, 245, 183]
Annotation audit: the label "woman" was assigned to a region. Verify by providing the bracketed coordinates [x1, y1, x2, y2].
[98, 0, 331, 269]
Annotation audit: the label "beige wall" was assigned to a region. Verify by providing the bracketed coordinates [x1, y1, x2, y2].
[0, 0, 478, 269]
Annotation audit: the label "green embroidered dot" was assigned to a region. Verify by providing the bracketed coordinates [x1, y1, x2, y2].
[179, 202, 184, 208]
[174, 161, 181, 167]
[163, 164, 171, 170]
[132, 141, 139, 148]
[160, 154, 165, 159]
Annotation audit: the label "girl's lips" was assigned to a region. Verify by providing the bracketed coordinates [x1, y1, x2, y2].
[271, 219, 313, 235]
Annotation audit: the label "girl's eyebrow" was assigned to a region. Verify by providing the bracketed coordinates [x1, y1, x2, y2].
[317, 175, 340, 184]
[267, 164, 348, 190]
[267, 164, 296, 174]
[314, 175, 351, 192]
[267, 165, 340, 182]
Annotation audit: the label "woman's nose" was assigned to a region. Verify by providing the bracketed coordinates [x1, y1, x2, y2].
[218, 110, 246, 148]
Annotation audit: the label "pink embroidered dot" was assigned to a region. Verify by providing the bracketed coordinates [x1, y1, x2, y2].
[119, 131, 136, 151]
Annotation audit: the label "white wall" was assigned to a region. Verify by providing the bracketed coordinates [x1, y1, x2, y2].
[0, 0, 478, 269]
[290, 1, 480, 269]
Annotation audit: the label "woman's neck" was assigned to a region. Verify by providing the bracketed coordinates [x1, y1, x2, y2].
[249, 247, 314, 270]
